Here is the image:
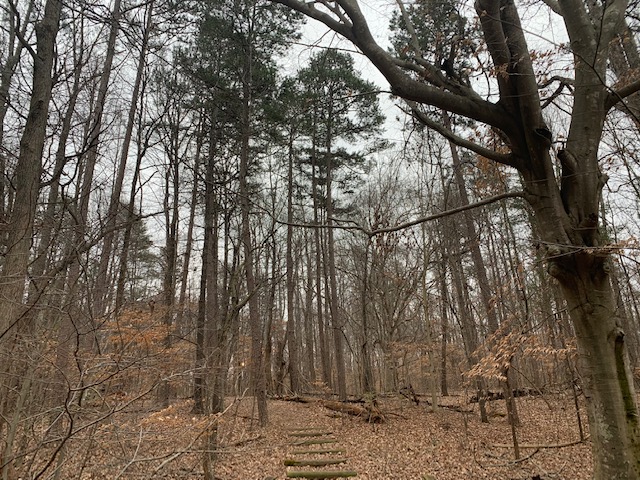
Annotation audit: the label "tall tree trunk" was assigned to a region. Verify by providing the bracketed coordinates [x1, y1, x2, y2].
[264, 235, 276, 394]
[114, 133, 148, 315]
[0, 0, 61, 341]
[438, 254, 449, 397]
[312, 150, 331, 388]
[303, 236, 316, 383]
[94, 0, 152, 317]
[286, 132, 301, 393]
[360, 241, 375, 394]
[421, 224, 438, 411]
[442, 208, 488, 422]
[0, 0, 35, 234]
[160, 117, 180, 407]
[177, 120, 203, 326]
[0, 0, 61, 475]
[446, 117, 519, 423]
[194, 118, 221, 415]
[62, 0, 122, 356]
[239, 73, 268, 425]
[325, 119, 347, 401]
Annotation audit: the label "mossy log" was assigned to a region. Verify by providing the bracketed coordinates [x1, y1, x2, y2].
[284, 458, 347, 467]
[286, 470, 357, 478]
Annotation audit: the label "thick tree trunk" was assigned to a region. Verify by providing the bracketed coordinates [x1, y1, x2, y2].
[551, 253, 640, 479]
[0, 0, 61, 341]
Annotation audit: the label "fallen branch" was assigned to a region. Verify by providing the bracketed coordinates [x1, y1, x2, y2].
[227, 434, 263, 448]
[320, 400, 384, 423]
[491, 437, 589, 449]
[482, 448, 540, 467]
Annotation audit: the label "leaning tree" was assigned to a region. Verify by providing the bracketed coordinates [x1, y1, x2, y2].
[266, 0, 640, 478]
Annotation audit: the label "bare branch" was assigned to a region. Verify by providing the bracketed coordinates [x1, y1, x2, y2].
[606, 78, 640, 110]
[271, 0, 514, 133]
[407, 101, 518, 167]
[276, 192, 525, 237]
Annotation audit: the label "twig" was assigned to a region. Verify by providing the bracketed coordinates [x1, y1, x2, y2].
[152, 401, 236, 473]
[115, 427, 145, 479]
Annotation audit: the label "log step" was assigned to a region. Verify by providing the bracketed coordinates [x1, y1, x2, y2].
[290, 431, 333, 437]
[291, 438, 338, 446]
[292, 449, 346, 455]
[286, 471, 357, 478]
[285, 426, 357, 479]
[284, 458, 347, 467]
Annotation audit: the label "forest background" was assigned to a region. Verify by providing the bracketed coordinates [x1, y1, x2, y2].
[1, 0, 640, 478]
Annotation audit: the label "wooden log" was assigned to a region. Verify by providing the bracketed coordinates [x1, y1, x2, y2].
[278, 395, 316, 403]
[290, 431, 333, 437]
[286, 470, 357, 478]
[292, 449, 346, 455]
[291, 438, 338, 446]
[284, 458, 347, 467]
[320, 400, 384, 423]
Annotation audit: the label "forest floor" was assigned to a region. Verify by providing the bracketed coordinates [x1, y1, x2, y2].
[54, 391, 591, 480]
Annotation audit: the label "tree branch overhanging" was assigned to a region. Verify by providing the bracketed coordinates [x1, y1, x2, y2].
[271, 0, 514, 134]
[406, 101, 517, 168]
[275, 191, 525, 237]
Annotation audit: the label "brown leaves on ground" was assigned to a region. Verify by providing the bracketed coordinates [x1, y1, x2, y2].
[52, 393, 591, 479]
